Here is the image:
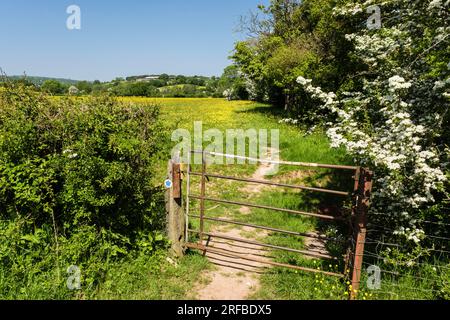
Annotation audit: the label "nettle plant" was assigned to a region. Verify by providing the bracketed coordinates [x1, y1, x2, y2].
[291, 0, 450, 244]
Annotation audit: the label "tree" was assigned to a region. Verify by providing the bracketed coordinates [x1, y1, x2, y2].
[236, 0, 450, 252]
[41, 80, 65, 95]
[295, 0, 449, 244]
[217, 65, 249, 100]
[159, 74, 170, 84]
[76, 81, 93, 94]
[232, 0, 359, 111]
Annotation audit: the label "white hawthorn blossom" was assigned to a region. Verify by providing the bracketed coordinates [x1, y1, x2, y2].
[223, 89, 233, 101]
[289, 0, 449, 244]
[428, 0, 442, 9]
[295, 71, 447, 243]
[388, 76, 412, 91]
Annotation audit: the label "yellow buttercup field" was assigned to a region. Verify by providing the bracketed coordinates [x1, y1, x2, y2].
[119, 97, 270, 130]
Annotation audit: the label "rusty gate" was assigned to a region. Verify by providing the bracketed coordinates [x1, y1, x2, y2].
[166, 150, 373, 299]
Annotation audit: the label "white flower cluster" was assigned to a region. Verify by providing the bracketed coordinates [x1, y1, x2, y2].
[394, 227, 425, 244]
[276, 0, 450, 245]
[428, 0, 443, 10]
[296, 73, 446, 243]
[223, 89, 233, 100]
[345, 28, 411, 68]
[63, 149, 78, 159]
[244, 76, 258, 101]
[297, 76, 338, 109]
[388, 76, 412, 92]
[279, 118, 299, 125]
[303, 0, 450, 244]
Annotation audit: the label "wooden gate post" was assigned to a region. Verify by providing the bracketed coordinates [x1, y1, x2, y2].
[350, 167, 373, 300]
[165, 159, 185, 258]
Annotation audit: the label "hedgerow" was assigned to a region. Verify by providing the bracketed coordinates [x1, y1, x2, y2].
[0, 82, 168, 298]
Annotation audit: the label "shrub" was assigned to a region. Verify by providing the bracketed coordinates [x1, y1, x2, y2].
[0, 83, 168, 298]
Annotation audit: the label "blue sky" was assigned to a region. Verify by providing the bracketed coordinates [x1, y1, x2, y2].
[0, 0, 268, 81]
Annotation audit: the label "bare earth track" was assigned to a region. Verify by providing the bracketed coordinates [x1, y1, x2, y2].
[195, 149, 278, 300]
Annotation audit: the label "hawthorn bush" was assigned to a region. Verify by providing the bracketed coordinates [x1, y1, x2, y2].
[0, 83, 168, 298]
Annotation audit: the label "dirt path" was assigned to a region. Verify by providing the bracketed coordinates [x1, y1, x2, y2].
[195, 148, 278, 300]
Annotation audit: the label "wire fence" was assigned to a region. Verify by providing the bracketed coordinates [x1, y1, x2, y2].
[182, 152, 449, 300]
[356, 224, 449, 300]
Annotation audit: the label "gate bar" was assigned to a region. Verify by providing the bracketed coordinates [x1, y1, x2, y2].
[189, 195, 344, 221]
[187, 172, 349, 196]
[199, 151, 207, 244]
[189, 214, 346, 243]
[205, 239, 273, 257]
[190, 150, 358, 171]
[188, 229, 340, 260]
[186, 242, 344, 278]
[185, 151, 191, 243]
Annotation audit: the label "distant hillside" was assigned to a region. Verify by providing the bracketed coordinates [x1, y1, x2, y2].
[9, 76, 79, 86]
[3, 72, 231, 98]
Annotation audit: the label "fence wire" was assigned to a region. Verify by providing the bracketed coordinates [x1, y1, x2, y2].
[355, 229, 450, 300]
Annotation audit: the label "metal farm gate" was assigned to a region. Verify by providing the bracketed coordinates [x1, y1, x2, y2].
[166, 150, 373, 300]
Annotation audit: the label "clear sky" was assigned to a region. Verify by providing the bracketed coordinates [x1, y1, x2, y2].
[0, 0, 268, 81]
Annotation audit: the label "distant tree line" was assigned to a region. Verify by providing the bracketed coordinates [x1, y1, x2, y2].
[1, 72, 251, 100]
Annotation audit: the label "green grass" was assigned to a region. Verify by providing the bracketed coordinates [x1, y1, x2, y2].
[93, 252, 210, 300]
[131, 97, 354, 299]
[154, 97, 359, 300]
[215, 164, 353, 300]
[133, 97, 448, 301]
[0, 250, 210, 300]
